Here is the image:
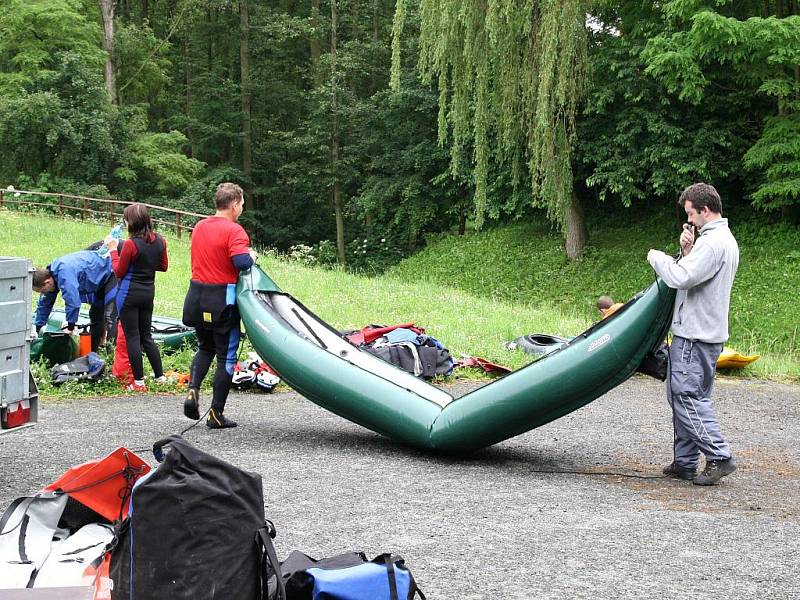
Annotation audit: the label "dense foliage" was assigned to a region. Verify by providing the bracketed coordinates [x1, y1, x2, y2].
[0, 0, 797, 267]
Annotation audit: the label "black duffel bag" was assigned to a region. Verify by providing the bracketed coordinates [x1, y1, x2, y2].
[109, 435, 284, 600]
[636, 342, 669, 381]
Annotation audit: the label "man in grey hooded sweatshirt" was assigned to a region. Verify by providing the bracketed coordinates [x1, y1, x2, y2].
[647, 183, 739, 486]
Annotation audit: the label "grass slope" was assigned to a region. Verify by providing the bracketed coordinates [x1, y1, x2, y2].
[3, 208, 797, 395]
[388, 212, 800, 379]
[2, 209, 585, 398]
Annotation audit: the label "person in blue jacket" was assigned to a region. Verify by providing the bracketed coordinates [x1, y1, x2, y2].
[32, 250, 117, 352]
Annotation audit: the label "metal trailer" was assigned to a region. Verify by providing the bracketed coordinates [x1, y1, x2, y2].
[0, 256, 38, 433]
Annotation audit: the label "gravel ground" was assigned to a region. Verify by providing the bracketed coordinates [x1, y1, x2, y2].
[1, 375, 799, 599]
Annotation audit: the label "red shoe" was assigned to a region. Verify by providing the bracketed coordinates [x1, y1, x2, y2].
[125, 382, 147, 392]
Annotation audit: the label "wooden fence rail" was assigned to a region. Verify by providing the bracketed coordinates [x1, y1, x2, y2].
[0, 188, 208, 239]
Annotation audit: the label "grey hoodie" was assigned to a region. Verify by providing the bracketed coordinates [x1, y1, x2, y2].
[648, 218, 739, 344]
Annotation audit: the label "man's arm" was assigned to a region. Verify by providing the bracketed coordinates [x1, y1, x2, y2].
[57, 271, 82, 329]
[231, 253, 254, 271]
[34, 292, 58, 331]
[228, 225, 254, 271]
[647, 242, 718, 290]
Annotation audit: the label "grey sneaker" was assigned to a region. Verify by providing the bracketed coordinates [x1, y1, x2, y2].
[662, 461, 697, 480]
[693, 458, 737, 486]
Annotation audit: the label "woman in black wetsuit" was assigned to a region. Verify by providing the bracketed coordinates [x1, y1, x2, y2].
[106, 203, 168, 391]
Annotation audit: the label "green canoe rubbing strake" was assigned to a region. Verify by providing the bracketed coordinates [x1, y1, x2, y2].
[237, 265, 676, 454]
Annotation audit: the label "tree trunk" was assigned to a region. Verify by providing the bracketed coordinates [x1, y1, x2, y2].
[184, 35, 194, 158]
[98, 0, 117, 104]
[564, 191, 587, 260]
[458, 186, 470, 235]
[408, 227, 418, 251]
[310, 0, 322, 88]
[370, 0, 379, 94]
[331, 0, 346, 264]
[240, 0, 254, 210]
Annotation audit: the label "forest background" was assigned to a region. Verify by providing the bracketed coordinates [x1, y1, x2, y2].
[0, 0, 798, 374]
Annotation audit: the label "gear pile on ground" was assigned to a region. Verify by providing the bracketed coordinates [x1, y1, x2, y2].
[232, 351, 281, 391]
[344, 323, 454, 379]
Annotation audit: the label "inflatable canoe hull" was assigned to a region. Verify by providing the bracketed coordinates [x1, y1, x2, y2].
[237, 266, 675, 453]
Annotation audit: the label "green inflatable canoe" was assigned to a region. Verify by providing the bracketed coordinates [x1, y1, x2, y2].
[237, 266, 675, 453]
[38, 308, 196, 355]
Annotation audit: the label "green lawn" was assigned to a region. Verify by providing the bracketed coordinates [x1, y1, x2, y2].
[388, 212, 800, 380]
[2, 207, 797, 399]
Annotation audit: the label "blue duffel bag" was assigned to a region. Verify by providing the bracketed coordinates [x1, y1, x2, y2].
[281, 551, 426, 600]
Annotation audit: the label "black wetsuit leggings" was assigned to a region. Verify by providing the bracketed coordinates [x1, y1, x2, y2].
[118, 292, 163, 381]
[189, 322, 240, 413]
[88, 276, 118, 352]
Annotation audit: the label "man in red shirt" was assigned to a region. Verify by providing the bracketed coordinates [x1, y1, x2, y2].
[182, 182, 256, 428]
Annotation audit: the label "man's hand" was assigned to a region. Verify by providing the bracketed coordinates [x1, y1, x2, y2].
[104, 235, 119, 252]
[680, 224, 694, 256]
[249, 249, 258, 262]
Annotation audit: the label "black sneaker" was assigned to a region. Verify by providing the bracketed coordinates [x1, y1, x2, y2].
[662, 461, 697, 480]
[206, 408, 238, 429]
[693, 458, 737, 486]
[183, 388, 200, 420]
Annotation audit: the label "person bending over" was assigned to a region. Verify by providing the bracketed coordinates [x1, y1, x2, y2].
[182, 182, 257, 429]
[106, 203, 168, 392]
[32, 250, 117, 352]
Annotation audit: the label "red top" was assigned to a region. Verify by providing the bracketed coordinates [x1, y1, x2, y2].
[111, 233, 169, 278]
[190, 216, 251, 284]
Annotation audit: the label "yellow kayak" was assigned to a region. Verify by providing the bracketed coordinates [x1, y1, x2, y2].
[717, 347, 759, 369]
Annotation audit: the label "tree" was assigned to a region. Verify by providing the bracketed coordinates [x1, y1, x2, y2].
[0, 53, 117, 185]
[575, 2, 757, 211]
[392, 0, 589, 258]
[239, 0, 254, 209]
[0, 0, 106, 96]
[330, 0, 346, 263]
[642, 1, 800, 215]
[98, 0, 118, 103]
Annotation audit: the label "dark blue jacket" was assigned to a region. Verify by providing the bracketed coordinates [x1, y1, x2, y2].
[34, 251, 114, 328]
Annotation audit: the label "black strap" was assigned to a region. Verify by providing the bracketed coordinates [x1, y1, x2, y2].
[0, 496, 29, 536]
[151, 324, 190, 334]
[291, 308, 327, 350]
[411, 575, 427, 599]
[256, 524, 286, 600]
[373, 553, 426, 600]
[152, 434, 185, 462]
[384, 554, 399, 600]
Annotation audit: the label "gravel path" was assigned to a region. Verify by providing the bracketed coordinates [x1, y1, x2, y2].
[1, 375, 798, 599]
